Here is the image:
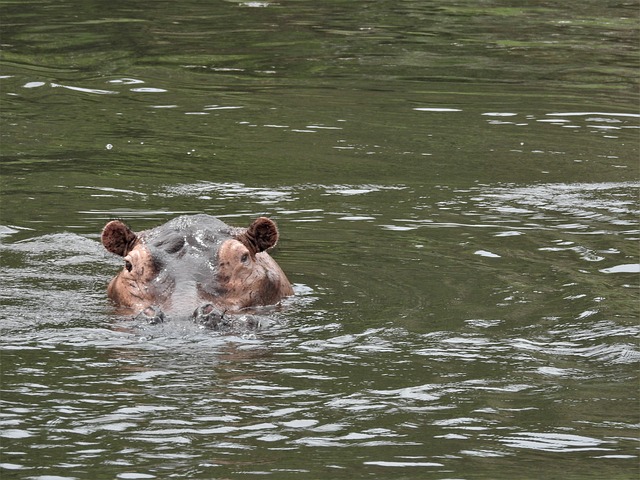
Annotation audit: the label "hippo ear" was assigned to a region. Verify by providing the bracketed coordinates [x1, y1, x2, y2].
[101, 220, 138, 257]
[237, 217, 279, 255]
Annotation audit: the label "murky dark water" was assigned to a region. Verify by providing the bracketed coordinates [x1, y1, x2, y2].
[1, 1, 639, 479]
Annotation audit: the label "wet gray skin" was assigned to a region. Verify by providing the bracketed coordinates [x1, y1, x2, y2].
[101, 214, 294, 326]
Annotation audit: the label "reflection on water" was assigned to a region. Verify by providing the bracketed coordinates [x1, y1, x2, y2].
[1, 180, 638, 478]
[1, 0, 639, 478]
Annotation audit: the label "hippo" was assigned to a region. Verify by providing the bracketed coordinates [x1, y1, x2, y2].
[101, 214, 293, 327]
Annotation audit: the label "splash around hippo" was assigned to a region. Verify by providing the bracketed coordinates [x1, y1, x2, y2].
[101, 214, 293, 327]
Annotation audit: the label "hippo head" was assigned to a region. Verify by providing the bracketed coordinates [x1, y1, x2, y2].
[101, 214, 293, 322]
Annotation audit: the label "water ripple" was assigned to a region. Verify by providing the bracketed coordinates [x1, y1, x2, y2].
[500, 432, 611, 452]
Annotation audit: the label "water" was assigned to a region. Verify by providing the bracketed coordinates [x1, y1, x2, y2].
[1, 1, 639, 478]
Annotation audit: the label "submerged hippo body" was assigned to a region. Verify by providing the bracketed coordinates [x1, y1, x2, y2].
[102, 214, 293, 324]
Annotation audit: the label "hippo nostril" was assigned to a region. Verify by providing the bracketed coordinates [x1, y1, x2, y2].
[193, 303, 227, 330]
[136, 306, 165, 325]
[125, 260, 133, 272]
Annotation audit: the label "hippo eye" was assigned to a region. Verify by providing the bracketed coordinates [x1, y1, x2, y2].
[125, 260, 133, 272]
[241, 253, 250, 264]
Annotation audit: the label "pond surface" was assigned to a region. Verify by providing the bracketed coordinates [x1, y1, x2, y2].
[1, 1, 639, 479]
